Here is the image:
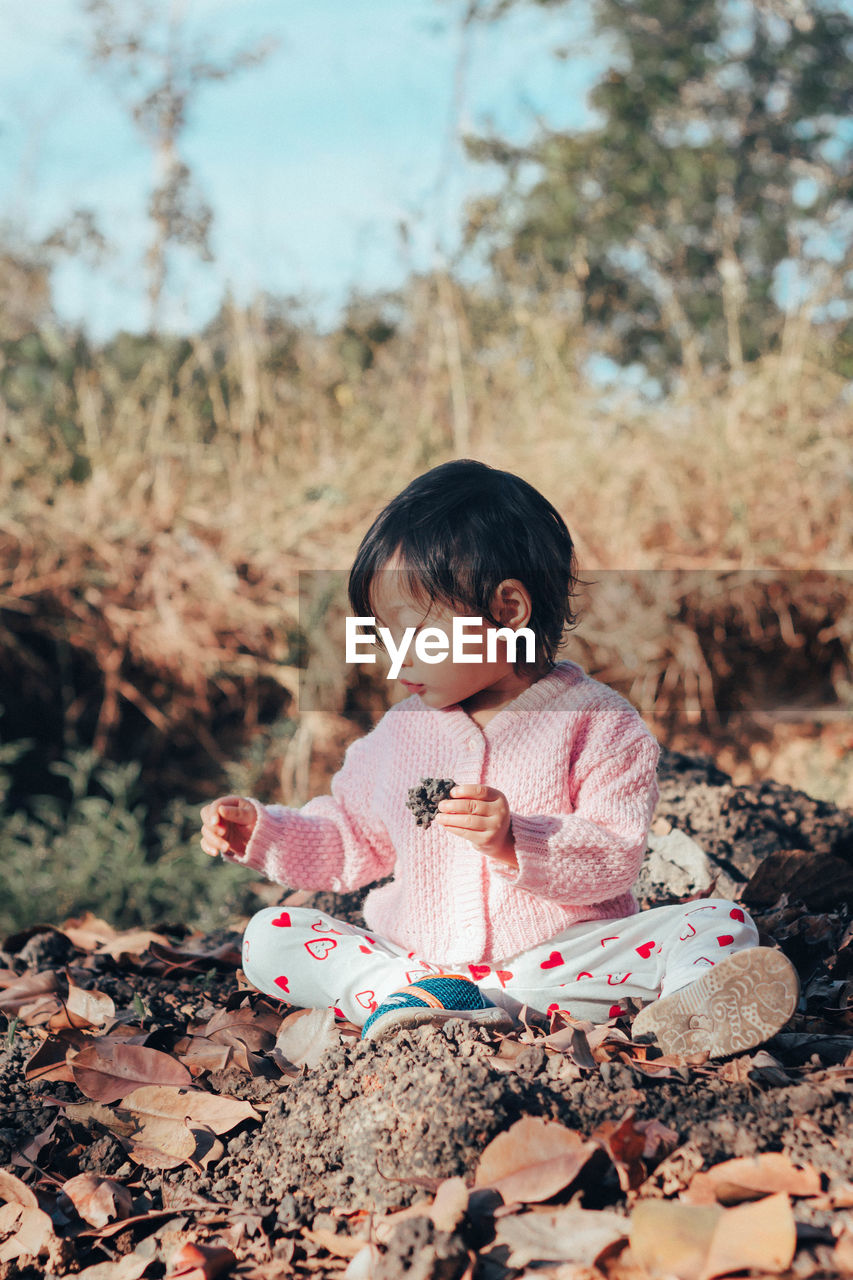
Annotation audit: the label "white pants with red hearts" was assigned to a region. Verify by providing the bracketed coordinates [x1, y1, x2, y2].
[240, 897, 759, 1026]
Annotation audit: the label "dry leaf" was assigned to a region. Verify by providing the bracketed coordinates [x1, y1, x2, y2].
[25, 1028, 92, 1082]
[61, 1173, 134, 1227]
[0, 1170, 39, 1208]
[0, 970, 58, 1014]
[0, 1176, 57, 1264]
[202, 1005, 282, 1051]
[345, 1244, 383, 1278]
[474, 1116, 600, 1204]
[65, 1098, 137, 1139]
[173, 1037, 233, 1075]
[71, 1040, 193, 1102]
[76, 1248, 153, 1280]
[431, 1177, 469, 1233]
[14, 994, 63, 1026]
[95, 929, 173, 959]
[302, 1228, 370, 1259]
[630, 1192, 796, 1280]
[592, 1110, 666, 1192]
[166, 1241, 236, 1278]
[63, 975, 116, 1028]
[275, 1007, 339, 1069]
[493, 1206, 628, 1267]
[630, 1200, 726, 1278]
[59, 912, 119, 952]
[112, 1085, 259, 1166]
[682, 1153, 822, 1206]
[0, 1202, 58, 1264]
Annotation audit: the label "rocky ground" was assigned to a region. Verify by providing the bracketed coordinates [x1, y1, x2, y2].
[2, 747, 853, 1279]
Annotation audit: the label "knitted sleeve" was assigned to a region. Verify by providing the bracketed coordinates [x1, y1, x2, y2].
[219, 729, 396, 893]
[494, 725, 660, 904]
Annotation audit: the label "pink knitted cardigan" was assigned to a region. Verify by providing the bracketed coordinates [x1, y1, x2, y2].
[226, 659, 661, 966]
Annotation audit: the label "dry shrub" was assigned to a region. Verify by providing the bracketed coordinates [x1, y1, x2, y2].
[1, 280, 851, 804]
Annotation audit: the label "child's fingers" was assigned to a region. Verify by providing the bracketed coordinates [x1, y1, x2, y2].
[217, 800, 254, 824]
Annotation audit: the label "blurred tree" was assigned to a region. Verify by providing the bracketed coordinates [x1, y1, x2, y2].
[465, 0, 853, 388]
[82, 0, 277, 329]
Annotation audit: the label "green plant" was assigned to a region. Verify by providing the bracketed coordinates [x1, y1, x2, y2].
[0, 742, 264, 939]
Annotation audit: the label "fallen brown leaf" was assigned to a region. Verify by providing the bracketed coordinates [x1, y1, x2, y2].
[474, 1116, 601, 1204]
[76, 1248, 154, 1280]
[95, 929, 173, 959]
[629, 1191, 796, 1280]
[25, 1027, 93, 1082]
[113, 1084, 260, 1169]
[58, 912, 119, 952]
[681, 1152, 822, 1206]
[71, 1040, 193, 1102]
[592, 1110, 677, 1193]
[0, 1171, 58, 1264]
[275, 1007, 340, 1069]
[0, 1170, 39, 1208]
[492, 1205, 628, 1268]
[0, 969, 59, 1014]
[302, 1228, 370, 1259]
[166, 1241, 236, 1279]
[61, 973, 116, 1028]
[60, 1172, 134, 1227]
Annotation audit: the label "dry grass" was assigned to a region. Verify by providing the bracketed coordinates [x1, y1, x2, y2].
[1, 275, 851, 802]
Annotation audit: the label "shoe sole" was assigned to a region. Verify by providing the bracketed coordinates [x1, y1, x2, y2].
[362, 1005, 514, 1044]
[631, 946, 800, 1058]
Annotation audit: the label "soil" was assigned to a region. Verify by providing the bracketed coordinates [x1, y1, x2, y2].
[2, 746, 853, 1279]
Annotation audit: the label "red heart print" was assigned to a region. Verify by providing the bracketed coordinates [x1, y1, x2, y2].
[730, 908, 745, 922]
[355, 991, 376, 1010]
[635, 940, 656, 959]
[312, 920, 343, 935]
[600, 936, 619, 947]
[333, 1007, 345, 1019]
[608, 1004, 624, 1018]
[272, 912, 291, 928]
[679, 923, 696, 940]
[540, 951, 564, 969]
[243, 939, 250, 960]
[607, 972, 631, 985]
[496, 970, 513, 987]
[547, 1004, 571, 1018]
[717, 934, 734, 946]
[576, 971, 593, 980]
[305, 938, 337, 960]
[469, 964, 491, 981]
[359, 945, 373, 954]
[274, 975, 290, 994]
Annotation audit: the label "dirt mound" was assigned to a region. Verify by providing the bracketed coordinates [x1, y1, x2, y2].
[2, 746, 853, 1277]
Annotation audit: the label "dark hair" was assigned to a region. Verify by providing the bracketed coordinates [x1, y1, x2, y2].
[348, 459, 582, 676]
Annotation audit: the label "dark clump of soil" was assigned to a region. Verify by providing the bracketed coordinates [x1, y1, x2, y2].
[405, 777, 457, 828]
[656, 748, 853, 882]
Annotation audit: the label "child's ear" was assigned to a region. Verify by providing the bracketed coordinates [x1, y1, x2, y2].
[492, 579, 532, 629]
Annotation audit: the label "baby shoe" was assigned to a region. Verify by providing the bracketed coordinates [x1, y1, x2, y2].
[361, 974, 513, 1043]
[631, 946, 800, 1059]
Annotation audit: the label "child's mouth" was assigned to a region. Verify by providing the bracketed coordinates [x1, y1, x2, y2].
[400, 680, 424, 692]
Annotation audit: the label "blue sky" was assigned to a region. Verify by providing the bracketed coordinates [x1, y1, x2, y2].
[0, 0, 606, 338]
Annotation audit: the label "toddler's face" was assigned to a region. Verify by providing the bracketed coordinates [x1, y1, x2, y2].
[369, 563, 518, 712]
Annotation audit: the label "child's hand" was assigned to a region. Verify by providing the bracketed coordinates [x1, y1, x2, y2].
[435, 784, 518, 870]
[200, 795, 257, 859]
